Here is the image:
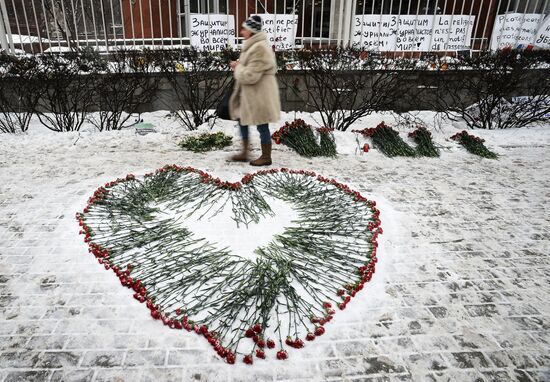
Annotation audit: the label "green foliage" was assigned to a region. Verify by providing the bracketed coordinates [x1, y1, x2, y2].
[79, 166, 380, 362]
[272, 120, 337, 157]
[178, 131, 232, 152]
[450, 130, 498, 159]
[354, 122, 416, 158]
[409, 127, 440, 157]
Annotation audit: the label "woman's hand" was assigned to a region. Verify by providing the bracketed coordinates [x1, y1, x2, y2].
[229, 60, 240, 70]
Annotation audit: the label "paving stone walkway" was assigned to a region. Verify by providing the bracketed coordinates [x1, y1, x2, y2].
[0, 124, 548, 381]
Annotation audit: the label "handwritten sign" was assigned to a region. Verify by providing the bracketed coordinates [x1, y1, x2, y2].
[189, 14, 235, 51]
[352, 14, 475, 51]
[534, 15, 550, 48]
[432, 15, 476, 51]
[252, 14, 298, 50]
[490, 13, 544, 50]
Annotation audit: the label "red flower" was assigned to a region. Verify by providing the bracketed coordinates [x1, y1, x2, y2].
[276, 350, 288, 360]
[226, 352, 236, 364]
[266, 339, 276, 349]
[363, 143, 370, 153]
[252, 324, 262, 333]
[294, 339, 304, 349]
[217, 347, 227, 358]
[245, 328, 254, 338]
[256, 349, 266, 359]
[314, 326, 325, 336]
[243, 354, 253, 365]
[306, 333, 315, 341]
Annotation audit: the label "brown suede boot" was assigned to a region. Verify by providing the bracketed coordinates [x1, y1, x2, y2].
[230, 139, 249, 162]
[250, 144, 272, 166]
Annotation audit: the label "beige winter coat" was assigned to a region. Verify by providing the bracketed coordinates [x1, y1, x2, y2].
[229, 32, 281, 126]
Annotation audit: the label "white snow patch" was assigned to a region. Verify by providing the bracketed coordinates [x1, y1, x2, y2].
[162, 195, 298, 262]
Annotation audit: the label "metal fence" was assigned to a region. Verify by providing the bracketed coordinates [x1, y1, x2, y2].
[0, 0, 549, 55]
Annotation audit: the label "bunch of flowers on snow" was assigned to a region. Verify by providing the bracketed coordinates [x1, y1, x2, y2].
[178, 131, 232, 152]
[353, 122, 416, 158]
[316, 127, 337, 157]
[450, 130, 498, 159]
[271, 119, 337, 157]
[77, 166, 381, 365]
[408, 126, 440, 157]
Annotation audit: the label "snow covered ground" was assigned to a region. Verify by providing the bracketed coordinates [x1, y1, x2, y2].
[0, 111, 549, 382]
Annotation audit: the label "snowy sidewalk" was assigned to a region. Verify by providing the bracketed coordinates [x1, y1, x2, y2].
[0, 113, 549, 382]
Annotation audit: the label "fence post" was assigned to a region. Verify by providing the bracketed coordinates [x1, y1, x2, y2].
[0, 0, 14, 53]
[0, 3, 8, 52]
[342, 0, 354, 47]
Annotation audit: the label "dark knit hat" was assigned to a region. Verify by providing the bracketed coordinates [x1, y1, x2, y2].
[242, 15, 262, 34]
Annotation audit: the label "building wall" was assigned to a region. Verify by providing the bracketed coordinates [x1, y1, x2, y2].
[3, 0, 548, 52]
[122, 0, 178, 39]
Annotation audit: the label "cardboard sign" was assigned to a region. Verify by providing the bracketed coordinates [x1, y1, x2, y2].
[534, 15, 550, 48]
[189, 14, 235, 51]
[252, 14, 299, 50]
[432, 15, 476, 51]
[352, 14, 475, 51]
[490, 13, 544, 50]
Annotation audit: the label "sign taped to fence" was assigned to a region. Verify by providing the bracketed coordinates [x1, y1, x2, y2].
[253, 14, 299, 50]
[189, 14, 235, 51]
[490, 13, 544, 50]
[352, 14, 475, 51]
[534, 15, 550, 48]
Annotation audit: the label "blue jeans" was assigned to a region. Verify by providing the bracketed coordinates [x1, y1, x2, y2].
[240, 123, 271, 145]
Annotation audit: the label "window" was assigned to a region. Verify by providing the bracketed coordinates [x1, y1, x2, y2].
[296, 0, 332, 38]
[356, 1, 440, 15]
[499, 0, 548, 13]
[189, 0, 228, 14]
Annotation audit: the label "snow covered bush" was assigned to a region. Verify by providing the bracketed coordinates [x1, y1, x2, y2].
[431, 49, 550, 129]
[35, 50, 103, 132]
[281, 47, 418, 131]
[0, 54, 43, 133]
[90, 49, 159, 131]
[155, 48, 233, 130]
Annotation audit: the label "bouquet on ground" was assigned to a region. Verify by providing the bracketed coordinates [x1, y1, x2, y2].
[353, 122, 416, 158]
[409, 126, 440, 157]
[450, 130, 498, 159]
[272, 119, 337, 157]
[178, 131, 232, 152]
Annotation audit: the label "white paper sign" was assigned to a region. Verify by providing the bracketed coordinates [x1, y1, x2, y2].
[253, 14, 298, 50]
[352, 14, 474, 51]
[189, 14, 235, 51]
[490, 13, 544, 50]
[432, 15, 476, 51]
[534, 15, 550, 48]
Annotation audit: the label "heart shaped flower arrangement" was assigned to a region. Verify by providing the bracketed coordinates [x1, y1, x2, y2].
[77, 166, 382, 364]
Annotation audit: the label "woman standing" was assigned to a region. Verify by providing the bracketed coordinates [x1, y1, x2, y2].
[229, 15, 281, 166]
